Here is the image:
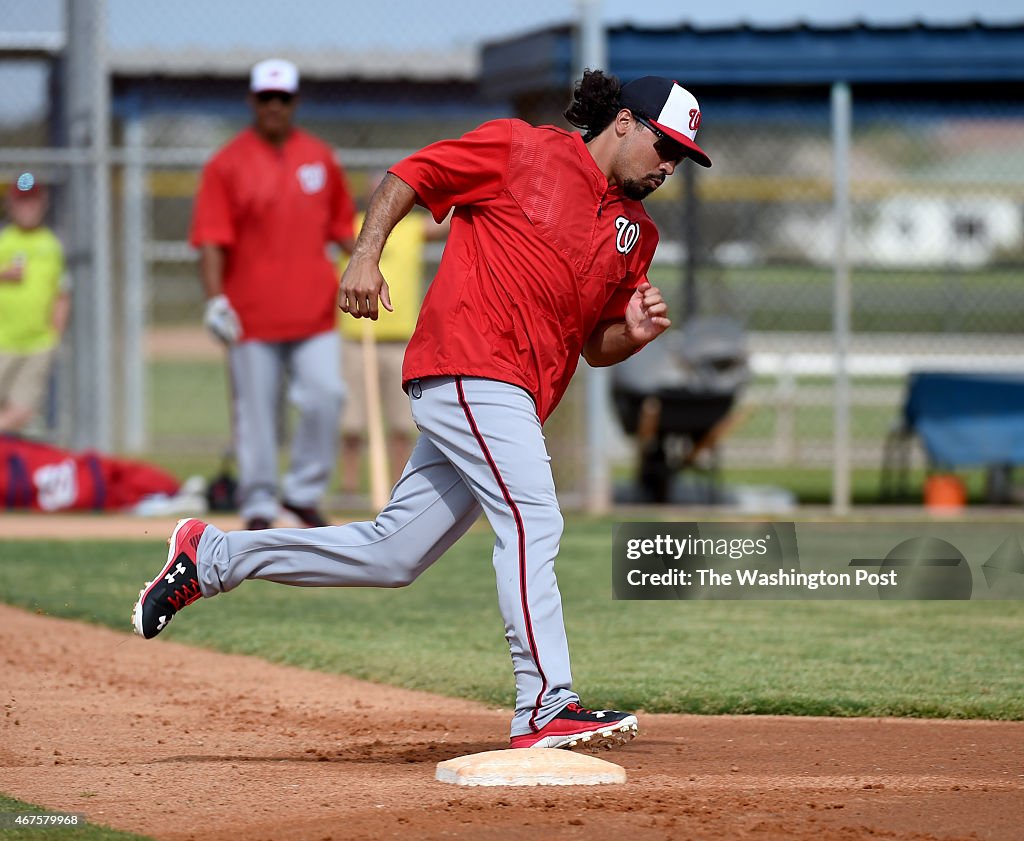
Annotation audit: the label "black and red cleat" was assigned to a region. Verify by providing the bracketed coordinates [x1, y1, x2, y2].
[132, 518, 207, 639]
[509, 702, 639, 750]
[281, 501, 329, 528]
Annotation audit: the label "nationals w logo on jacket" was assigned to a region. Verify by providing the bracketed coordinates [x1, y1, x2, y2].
[614, 216, 640, 254]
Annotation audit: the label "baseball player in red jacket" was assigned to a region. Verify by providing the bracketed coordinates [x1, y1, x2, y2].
[135, 71, 712, 751]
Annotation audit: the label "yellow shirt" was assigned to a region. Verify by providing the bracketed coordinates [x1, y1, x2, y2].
[339, 212, 425, 342]
[0, 224, 66, 353]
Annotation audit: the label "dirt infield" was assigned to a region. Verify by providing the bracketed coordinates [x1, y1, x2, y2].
[1, 512, 248, 540]
[146, 325, 221, 361]
[1, 604, 1021, 841]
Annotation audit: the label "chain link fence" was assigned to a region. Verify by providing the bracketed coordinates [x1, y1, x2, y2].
[705, 97, 1024, 493]
[3, 2, 1023, 511]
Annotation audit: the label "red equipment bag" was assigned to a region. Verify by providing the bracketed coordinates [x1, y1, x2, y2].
[0, 434, 180, 512]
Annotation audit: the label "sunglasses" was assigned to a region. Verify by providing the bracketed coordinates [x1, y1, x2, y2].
[633, 113, 686, 164]
[255, 90, 295, 105]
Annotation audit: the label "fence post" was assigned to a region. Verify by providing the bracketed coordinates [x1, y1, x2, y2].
[65, 0, 113, 451]
[576, 0, 611, 515]
[775, 361, 797, 465]
[831, 81, 852, 515]
[122, 104, 148, 452]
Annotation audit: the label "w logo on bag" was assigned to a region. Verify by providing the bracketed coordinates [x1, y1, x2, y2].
[34, 459, 78, 512]
[614, 216, 640, 255]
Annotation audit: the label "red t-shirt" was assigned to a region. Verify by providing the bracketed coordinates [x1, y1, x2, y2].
[190, 127, 355, 341]
[392, 119, 659, 422]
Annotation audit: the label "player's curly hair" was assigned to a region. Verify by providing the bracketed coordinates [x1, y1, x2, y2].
[564, 69, 623, 142]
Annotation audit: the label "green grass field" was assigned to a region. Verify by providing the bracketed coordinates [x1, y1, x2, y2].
[142, 356, 992, 506]
[647, 264, 1024, 333]
[0, 796, 149, 841]
[156, 263, 1024, 334]
[1, 520, 1021, 720]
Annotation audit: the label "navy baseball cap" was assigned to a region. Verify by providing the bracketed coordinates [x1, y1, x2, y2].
[620, 77, 712, 168]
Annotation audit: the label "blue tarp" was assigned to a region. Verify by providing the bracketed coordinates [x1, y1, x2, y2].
[904, 371, 1024, 468]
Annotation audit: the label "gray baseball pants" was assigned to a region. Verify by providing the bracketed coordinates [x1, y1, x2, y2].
[197, 375, 578, 737]
[229, 331, 344, 522]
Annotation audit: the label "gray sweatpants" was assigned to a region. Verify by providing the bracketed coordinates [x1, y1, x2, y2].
[229, 331, 344, 521]
[197, 375, 578, 737]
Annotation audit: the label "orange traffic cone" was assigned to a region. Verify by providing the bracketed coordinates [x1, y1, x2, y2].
[923, 473, 966, 512]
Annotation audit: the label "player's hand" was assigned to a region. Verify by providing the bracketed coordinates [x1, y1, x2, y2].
[0, 260, 25, 282]
[203, 294, 242, 344]
[338, 258, 393, 320]
[624, 281, 671, 346]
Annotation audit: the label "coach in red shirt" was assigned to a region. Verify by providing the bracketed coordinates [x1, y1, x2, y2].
[137, 71, 713, 753]
[190, 58, 356, 530]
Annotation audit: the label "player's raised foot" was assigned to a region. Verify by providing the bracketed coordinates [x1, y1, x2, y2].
[281, 501, 329, 528]
[132, 518, 207, 639]
[509, 702, 639, 751]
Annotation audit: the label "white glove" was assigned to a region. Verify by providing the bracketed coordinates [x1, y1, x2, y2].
[204, 294, 242, 344]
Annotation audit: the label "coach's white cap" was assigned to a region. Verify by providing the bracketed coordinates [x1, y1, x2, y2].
[250, 58, 299, 94]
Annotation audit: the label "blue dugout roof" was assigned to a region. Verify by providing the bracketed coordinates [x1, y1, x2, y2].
[480, 20, 1024, 99]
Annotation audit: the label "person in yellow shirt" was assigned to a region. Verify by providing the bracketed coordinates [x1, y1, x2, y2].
[0, 173, 70, 434]
[338, 171, 448, 495]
